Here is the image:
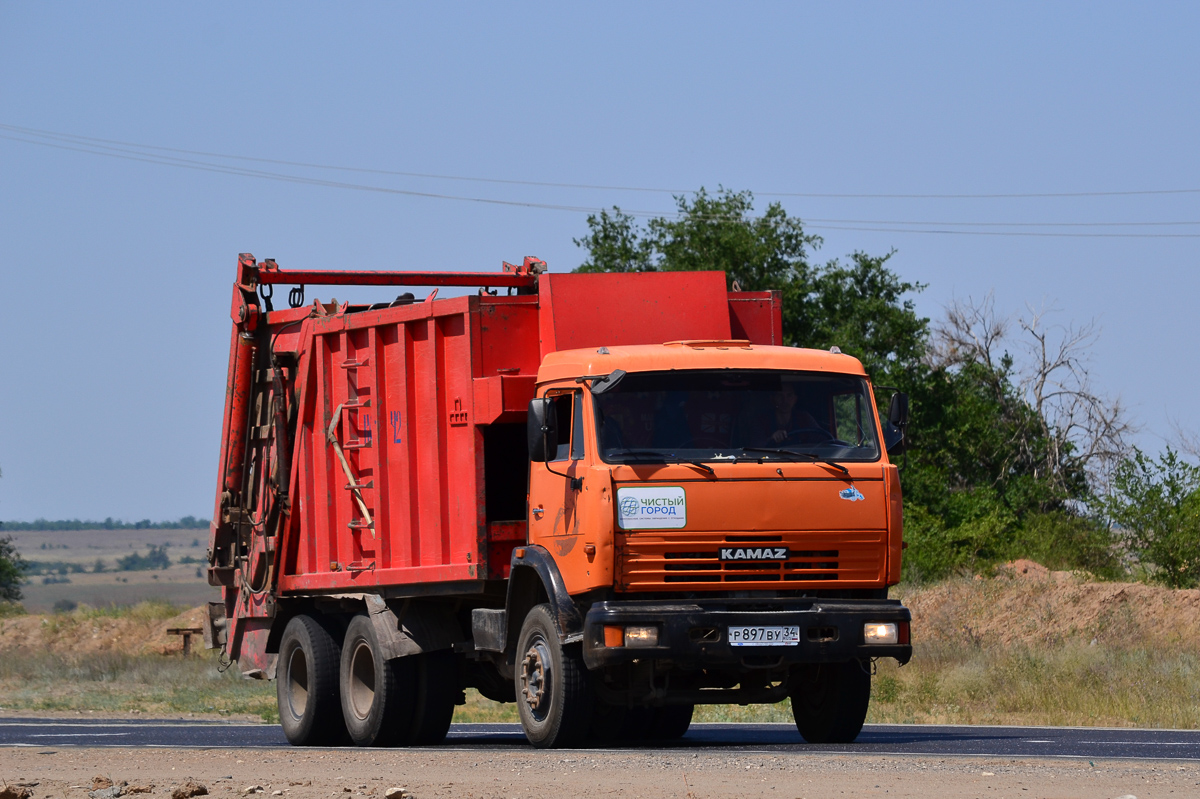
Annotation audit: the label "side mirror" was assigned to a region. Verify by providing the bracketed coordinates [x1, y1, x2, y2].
[888, 393, 910, 428]
[527, 398, 558, 463]
[884, 393, 909, 455]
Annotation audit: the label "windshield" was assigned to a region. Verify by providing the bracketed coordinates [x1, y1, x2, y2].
[592, 369, 880, 464]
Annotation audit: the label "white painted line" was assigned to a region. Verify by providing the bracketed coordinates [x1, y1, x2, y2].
[1023, 740, 1054, 743]
[1078, 741, 1193, 746]
[28, 733, 132, 738]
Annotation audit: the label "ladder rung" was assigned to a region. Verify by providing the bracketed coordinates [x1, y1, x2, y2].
[340, 358, 369, 369]
[347, 520, 375, 530]
[342, 399, 371, 409]
[345, 480, 374, 491]
[342, 440, 371, 449]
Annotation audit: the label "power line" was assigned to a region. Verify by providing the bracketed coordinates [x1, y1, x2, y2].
[3, 126, 1199, 239]
[5, 121, 1200, 201]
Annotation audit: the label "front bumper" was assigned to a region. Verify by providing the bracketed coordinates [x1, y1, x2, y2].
[582, 598, 912, 670]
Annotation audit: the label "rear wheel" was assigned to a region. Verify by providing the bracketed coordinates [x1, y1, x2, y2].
[515, 604, 593, 748]
[406, 650, 457, 745]
[339, 615, 414, 746]
[277, 615, 347, 746]
[790, 660, 871, 743]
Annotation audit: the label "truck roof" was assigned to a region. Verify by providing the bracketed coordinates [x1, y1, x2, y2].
[536, 341, 869, 385]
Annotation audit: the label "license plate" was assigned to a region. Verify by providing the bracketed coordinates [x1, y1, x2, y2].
[728, 625, 800, 647]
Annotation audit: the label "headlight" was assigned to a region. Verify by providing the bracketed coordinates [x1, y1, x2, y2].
[624, 625, 659, 647]
[863, 622, 898, 645]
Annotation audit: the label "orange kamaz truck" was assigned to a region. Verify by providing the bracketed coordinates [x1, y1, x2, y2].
[204, 254, 912, 748]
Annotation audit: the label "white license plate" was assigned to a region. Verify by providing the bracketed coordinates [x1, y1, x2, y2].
[728, 625, 800, 647]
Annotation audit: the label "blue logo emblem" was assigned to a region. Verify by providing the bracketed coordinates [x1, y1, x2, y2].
[839, 486, 865, 502]
[620, 497, 640, 517]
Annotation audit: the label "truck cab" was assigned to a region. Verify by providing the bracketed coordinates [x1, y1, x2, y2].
[513, 341, 911, 743]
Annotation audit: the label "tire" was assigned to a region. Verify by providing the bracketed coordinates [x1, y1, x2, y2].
[789, 660, 871, 744]
[515, 603, 593, 748]
[406, 651, 457, 745]
[339, 614, 414, 747]
[277, 614, 348, 746]
[588, 701, 625, 743]
[649, 704, 694, 740]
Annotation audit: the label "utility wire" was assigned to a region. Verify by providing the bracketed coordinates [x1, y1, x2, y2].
[5, 121, 1200, 201]
[3, 125, 1200, 239]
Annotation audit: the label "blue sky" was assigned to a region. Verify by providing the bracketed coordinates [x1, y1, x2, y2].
[1, 3, 1198, 520]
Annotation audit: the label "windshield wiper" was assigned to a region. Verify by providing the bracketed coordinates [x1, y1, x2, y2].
[740, 447, 850, 476]
[607, 449, 718, 476]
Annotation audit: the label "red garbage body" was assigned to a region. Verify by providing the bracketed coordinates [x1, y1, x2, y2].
[207, 258, 782, 671]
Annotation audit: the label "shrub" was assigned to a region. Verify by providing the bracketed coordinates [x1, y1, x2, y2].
[1011, 511, 1122, 579]
[1104, 448, 1200, 588]
[0, 535, 27, 601]
[117, 545, 171, 571]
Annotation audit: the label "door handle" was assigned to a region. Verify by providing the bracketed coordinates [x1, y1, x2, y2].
[531, 505, 545, 519]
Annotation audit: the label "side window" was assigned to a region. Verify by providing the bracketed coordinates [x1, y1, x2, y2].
[831, 392, 873, 446]
[550, 393, 572, 462]
[571, 391, 585, 460]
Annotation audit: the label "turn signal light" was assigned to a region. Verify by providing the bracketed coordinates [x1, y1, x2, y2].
[603, 625, 624, 647]
[863, 622, 899, 645]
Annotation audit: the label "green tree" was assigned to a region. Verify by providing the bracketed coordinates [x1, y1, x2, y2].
[574, 188, 1119, 582]
[1105, 449, 1200, 588]
[0, 535, 27, 602]
[574, 188, 927, 380]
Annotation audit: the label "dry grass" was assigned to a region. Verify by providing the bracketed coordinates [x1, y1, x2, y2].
[4, 572, 1200, 729]
[0, 649, 278, 721]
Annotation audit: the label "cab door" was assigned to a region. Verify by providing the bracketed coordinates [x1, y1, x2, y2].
[528, 388, 591, 582]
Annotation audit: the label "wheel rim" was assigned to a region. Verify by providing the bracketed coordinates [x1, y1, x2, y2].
[348, 641, 377, 720]
[520, 635, 554, 722]
[286, 647, 309, 718]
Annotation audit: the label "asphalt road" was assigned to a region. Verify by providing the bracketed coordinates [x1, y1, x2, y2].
[3, 718, 1200, 761]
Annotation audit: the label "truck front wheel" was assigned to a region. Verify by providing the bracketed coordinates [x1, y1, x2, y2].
[515, 604, 593, 748]
[789, 660, 871, 744]
[340, 615, 413, 746]
[649, 704, 694, 740]
[277, 615, 348, 746]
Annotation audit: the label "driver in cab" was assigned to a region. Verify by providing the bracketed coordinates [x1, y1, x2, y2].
[754, 382, 827, 446]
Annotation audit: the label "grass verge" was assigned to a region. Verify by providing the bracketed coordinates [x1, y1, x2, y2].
[5, 642, 1198, 729]
[0, 650, 278, 722]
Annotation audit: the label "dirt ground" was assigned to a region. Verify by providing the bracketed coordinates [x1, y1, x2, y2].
[0, 606, 209, 657]
[2, 746, 1195, 799]
[894, 560, 1200, 650]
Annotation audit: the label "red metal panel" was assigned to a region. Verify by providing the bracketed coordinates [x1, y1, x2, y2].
[537, 272, 732, 358]
[276, 299, 486, 594]
[728, 291, 784, 345]
[476, 297, 540, 377]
